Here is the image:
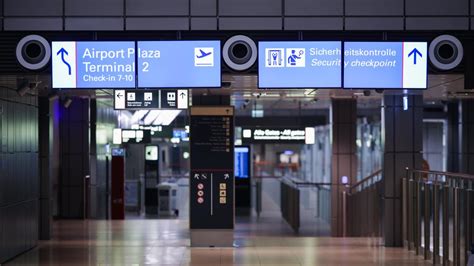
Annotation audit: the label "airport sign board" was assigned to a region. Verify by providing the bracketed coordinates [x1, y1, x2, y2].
[258, 41, 427, 89]
[241, 127, 315, 144]
[258, 41, 342, 88]
[137, 41, 221, 88]
[344, 42, 427, 89]
[52, 41, 136, 89]
[114, 89, 188, 110]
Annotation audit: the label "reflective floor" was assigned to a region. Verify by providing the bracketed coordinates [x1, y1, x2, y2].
[7, 218, 430, 266]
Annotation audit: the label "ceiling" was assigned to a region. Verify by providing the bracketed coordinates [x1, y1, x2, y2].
[0, 73, 470, 115]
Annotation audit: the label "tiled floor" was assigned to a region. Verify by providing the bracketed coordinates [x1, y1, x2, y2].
[6, 219, 430, 266]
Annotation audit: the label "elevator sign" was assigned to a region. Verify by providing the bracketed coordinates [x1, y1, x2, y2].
[137, 41, 221, 88]
[344, 42, 427, 89]
[258, 41, 342, 88]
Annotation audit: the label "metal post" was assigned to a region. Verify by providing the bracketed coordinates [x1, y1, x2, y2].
[342, 190, 347, 237]
[403, 177, 408, 247]
[408, 179, 415, 250]
[454, 186, 460, 266]
[424, 182, 431, 260]
[433, 183, 441, 264]
[416, 177, 422, 255]
[105, 155, 110, 220]
[467, 189, 473, 264]
[442, 186, 450, 266]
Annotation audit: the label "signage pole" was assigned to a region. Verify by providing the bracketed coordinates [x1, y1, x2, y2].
[189, 106, 235, 247]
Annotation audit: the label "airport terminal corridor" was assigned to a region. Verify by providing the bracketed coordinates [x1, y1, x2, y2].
[1, 2, 474, 265]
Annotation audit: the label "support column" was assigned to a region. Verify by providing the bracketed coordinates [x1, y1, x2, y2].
[447, 102, 461, 173]
[38, 97, 51, 239]
[382, 94, 423, 247]
[448, 99, 474, 174]
[58, 98, 90, 218]
[330, 99, 357, 237]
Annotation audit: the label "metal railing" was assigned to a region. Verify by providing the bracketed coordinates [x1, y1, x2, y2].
[403, 168, 474, 266]
[344, 169, 383, 237]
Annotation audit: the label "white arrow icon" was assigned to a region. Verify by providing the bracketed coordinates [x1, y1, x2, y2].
[224, 173, 230, 179]
[194, 174, 200, 180]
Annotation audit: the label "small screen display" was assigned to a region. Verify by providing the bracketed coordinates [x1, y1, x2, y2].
[235, 146, 250, 179]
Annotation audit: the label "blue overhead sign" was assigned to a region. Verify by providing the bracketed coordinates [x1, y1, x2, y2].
[258, 41, 342, 88]
[344, 42, 427, 89]
[137, 41, 221, 88]
[52, 41, 136, 89]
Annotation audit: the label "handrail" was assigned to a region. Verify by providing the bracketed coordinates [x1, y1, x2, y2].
[350, 169, 382, 193]
[407, 168, 474, 181]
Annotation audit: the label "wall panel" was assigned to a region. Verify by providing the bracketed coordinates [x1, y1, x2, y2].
[219, 0, 281, 16]
[406, 0, 468, 15]
[0, 87, 39, 264]
[126, 0, 189, 16]
[4, 0, 62, 16]
[285, 0, 343, 16]
[65, 0, 123, 16]
[346, 0, 403, 15]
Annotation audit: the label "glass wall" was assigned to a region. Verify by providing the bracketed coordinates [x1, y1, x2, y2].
[356, 118, 382, 180]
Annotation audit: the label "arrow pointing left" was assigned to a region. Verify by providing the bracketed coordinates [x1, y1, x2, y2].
[57, 48, 72, 75]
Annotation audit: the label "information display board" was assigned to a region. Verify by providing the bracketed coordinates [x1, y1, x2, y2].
[235, 146, 250, 179]
[190, 107, 234, 230]
[241, 127, 313, 144]
[344, 42, 427, 89]
[52, 41, 136, 89]
[258, 41, 342, 88]
[137, 41, 221, 88]
[121, 129, 151, 144]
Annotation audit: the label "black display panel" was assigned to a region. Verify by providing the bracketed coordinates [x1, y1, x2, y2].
[190, 107, 234, 230]
[235, 146, 250, 179]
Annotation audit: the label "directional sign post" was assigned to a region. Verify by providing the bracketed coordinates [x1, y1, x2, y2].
[190, 106, 234, 247]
